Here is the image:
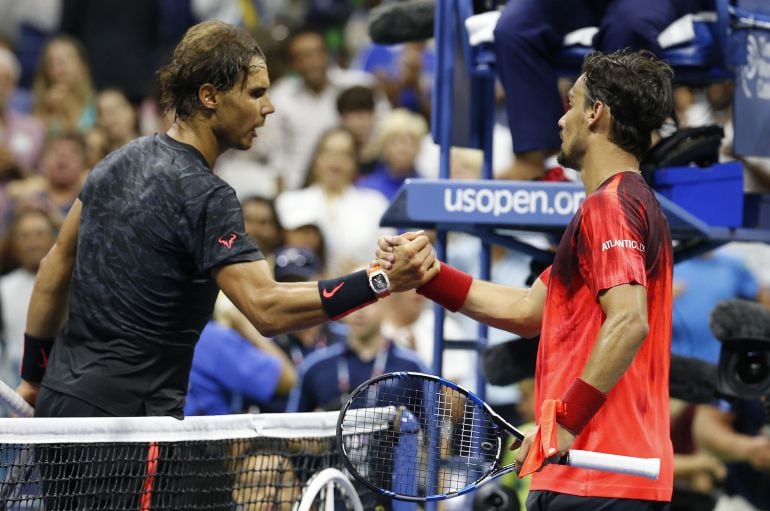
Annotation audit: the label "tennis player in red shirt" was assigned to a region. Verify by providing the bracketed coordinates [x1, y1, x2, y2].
[378, 49, 674, 510]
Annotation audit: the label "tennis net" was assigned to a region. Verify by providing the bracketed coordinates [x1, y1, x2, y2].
[0, 411, 391, 510]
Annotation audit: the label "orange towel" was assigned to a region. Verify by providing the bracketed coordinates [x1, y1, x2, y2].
[519, 399, 566, 477]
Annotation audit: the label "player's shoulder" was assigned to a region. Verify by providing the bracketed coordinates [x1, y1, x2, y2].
[584, 171, 651, 208]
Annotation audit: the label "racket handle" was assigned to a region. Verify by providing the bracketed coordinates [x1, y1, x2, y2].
[0, 379, 34, 418]
[563, 450, 660, 480]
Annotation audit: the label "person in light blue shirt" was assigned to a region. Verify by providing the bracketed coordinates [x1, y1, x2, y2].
[671, 249, 759, 364]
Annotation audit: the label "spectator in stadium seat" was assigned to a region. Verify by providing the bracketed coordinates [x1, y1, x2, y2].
[373, 41, 433, 120]
[267, 28, 383, 191]
[18, 19, 435, 420]
[14, 131, 88, 225]
[275, 127, 392, 275]
[0, 46, 45, 177]
[2, 131, 86, 237]
[184, 314, 297, 416]
[337, 85, 380, 175]
[0, 207, 56, 390]
[240, 195, 284, 268]
[378, 50, 677, 509]
[493, 0, 713, 181]
[286, 288, 429, 413]
[356, 107, 428, 201]
[95, 87, 139, 153]
[31, 34, 96, 134]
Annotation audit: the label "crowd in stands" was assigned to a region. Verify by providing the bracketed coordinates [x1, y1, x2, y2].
[0, 1, 770, 510]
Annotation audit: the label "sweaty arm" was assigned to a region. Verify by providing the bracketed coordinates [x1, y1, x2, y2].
[580, 282, 649, 392]
[516, 282, 649, 465]
[215, 260, 331, 338]
[376, 233, 545, 338]
[459, 277, 547, 339]
[26, 200, 81, 337]
[215, 234, 437, 337]
[18, 199, 81, 404]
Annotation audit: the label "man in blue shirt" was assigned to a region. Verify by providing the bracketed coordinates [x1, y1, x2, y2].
[287, 295, 428, 412]
[672, 249, 758, 364]
[185, 319, 294, 415]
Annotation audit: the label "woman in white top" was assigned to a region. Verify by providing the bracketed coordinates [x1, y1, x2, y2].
[276, 127, 392, 275]
[0, 207, 57, 389]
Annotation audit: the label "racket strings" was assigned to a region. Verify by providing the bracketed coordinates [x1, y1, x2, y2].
[339, 374, 500, 499]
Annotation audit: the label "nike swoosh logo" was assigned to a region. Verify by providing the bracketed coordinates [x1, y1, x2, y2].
[322, 282, 345, 298]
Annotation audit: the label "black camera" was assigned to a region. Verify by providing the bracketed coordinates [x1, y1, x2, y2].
[718, 339, 770, 399]
[711, 299, 770, 400]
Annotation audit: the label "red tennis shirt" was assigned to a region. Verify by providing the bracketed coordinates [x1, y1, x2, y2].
[530, 171, 673, 501]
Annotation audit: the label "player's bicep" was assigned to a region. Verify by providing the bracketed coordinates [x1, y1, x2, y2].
[598, 283, 648, 320]
[53, 199, 81, 264]
[597, 284, 649, 351]
[37, 200, 81, 282]
[214, 260, 277, 321]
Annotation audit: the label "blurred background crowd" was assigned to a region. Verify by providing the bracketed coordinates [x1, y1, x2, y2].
[0, 1, 769, 510]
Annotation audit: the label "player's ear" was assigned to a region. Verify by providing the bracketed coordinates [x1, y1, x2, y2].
[198, 83, 219, 110]
[587, 100, 607, 131]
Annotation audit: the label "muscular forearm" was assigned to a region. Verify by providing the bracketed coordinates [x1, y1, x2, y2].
[26, 249, 74, 338]
[460, 279, 543, 338]
[241, 281, 331, 337]
[581, 309, 648, 393]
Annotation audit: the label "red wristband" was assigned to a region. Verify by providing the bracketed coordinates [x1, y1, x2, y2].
[556, 378, 607, 435]
[416, 262, 473, 312]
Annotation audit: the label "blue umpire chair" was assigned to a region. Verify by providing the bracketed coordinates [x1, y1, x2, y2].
[380, 0, 770, 383]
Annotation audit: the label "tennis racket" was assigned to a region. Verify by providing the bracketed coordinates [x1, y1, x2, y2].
[336, 372, 660, 502]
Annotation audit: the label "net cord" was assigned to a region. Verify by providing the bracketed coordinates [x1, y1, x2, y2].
[0, 408, 394, 444]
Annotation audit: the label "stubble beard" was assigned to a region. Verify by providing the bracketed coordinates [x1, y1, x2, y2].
[556, 140, 586, 172]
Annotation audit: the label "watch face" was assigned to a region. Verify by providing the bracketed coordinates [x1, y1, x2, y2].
[371, 273, 389, 292]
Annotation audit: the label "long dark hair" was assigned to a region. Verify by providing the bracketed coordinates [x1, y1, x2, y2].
[158, 21, 266, 120]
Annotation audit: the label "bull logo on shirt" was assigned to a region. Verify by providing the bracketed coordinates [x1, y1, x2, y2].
[217, 233, 237, 249]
